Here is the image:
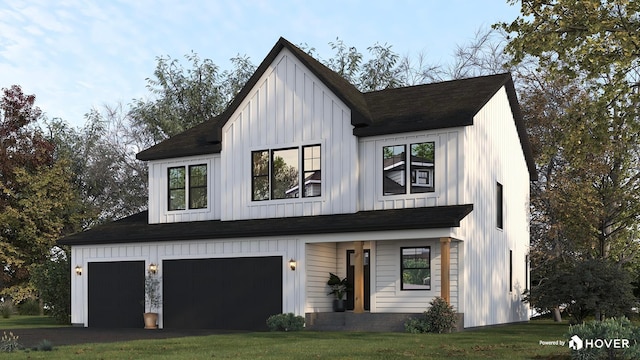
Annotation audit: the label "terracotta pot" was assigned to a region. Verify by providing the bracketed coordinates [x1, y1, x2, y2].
[143, 312, 158, 329]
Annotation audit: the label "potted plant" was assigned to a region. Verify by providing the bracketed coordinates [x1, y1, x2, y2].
[327, 273, 350, 312]
[143, 272, 162, 329]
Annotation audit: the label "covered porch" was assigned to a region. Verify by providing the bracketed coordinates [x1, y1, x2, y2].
[304, 235, 462, 331]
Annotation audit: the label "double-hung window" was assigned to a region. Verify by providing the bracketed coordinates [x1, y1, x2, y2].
[383, 142, 435, 195]
[252, 144, 321, 201]
[168, 164, 208, 211]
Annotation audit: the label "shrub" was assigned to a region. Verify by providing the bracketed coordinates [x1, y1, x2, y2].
[567, 317, 640, 360]
[404, 316, 430, 334]
[34, 339, 53, 352]
[18, 299, 41, 315]
[0, 301, 14, 319]
[0, 332, 22, 352]
[404, 297, 457, 333]
[266, 313, 305, 331]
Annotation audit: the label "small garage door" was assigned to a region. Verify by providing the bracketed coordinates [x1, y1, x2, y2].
[88, 261, 144, 328]
[163, 256, 282, 330]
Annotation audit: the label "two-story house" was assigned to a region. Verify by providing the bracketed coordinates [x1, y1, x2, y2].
[58, 37, 536, 331]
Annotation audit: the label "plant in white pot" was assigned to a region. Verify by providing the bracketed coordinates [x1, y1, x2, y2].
[327, 273, 350, 312]
[143, 271, 162, 329]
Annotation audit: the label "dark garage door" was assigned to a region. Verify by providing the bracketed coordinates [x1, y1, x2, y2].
[88, 261, 144, 328]
[163, 256, 282, 330]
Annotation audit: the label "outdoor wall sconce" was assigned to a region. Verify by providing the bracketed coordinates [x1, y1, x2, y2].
[289, 259, 297, 271]
[75, 265, 82, 276]
[148, 263, 158, 274]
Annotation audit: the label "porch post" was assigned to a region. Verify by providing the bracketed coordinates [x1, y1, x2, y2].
[440, 237, 451, 304]
[354, 241, 365, 313]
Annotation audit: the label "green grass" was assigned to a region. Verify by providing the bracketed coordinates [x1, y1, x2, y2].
[0, 315, 64, 329]
[0, 320, 572, 359]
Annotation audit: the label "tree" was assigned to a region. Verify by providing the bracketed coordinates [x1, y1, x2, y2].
[499, 0, 640, 261]
[46, 104, 149, 228]
[129, 52, 256, 143]
[525, 258, 637, 324]
[31, 247, 71, 323]
[0, 85, 69, 301]
[499, 0, 640, 319]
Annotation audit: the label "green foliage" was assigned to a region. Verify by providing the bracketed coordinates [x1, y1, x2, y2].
[31, 248, 70, 324]
[34, 339, 53, 352]
[404, 316, 430, 334]
[0, 301, 13, 318]
[525, 259, 637, 324]
[129, 51, 256, 143]
[144, 272, 162, 312]
[17, 299, 40, 315]
[404, 297, 457, 333]
[266, 313, 305, 332]
[327, 273, 350, 300]
[0, 331, 22, 352]
[567, 317, 640, 360]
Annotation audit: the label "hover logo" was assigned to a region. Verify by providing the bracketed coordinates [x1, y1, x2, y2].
[569, 335, 583, 350]
[568, 335, 629, 350]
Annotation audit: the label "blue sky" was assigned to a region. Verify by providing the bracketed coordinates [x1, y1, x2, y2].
[0, 0, 521, 127]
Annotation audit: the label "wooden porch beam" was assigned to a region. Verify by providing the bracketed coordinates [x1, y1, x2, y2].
[354, 241, 365, 313]
[440, 237, 451, 304]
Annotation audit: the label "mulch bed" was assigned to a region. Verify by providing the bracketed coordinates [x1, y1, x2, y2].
[2, 327, 237, 348]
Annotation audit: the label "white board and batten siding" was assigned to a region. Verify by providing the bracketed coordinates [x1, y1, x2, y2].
[147, 154, 221, 224]
[220, 48, 358, 221]
[460, 86, 531, 327]
[358, 129, 463, 211]
[70, 236, 304, 327]
[374, 239, 459, 313]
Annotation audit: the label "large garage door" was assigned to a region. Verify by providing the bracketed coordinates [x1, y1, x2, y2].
[163, 256, 282, 330]
[88, 261, 144, 328]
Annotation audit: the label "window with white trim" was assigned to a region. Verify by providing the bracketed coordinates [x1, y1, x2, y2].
[168, 164, 207, 211]
[383, 142, 435, 195]
[252, 144, 321, 201]
[401, 246, 431, 290]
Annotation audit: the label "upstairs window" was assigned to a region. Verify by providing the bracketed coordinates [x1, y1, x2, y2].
[168, 164, 207, 211]
[383, 142, 434, 195]
[252, 144, 321, 201]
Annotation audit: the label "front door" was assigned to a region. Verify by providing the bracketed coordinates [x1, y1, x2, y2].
[346, 249, 370, 311]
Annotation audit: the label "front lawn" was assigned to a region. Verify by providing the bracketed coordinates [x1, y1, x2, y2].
[1, 320, 571, 359]
[0, 315, 63, 329]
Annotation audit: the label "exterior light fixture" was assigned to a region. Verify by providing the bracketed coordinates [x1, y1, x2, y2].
[289, 259, 297, 271]
[148, 263, 158, 274]
[75, 265, 82, 276]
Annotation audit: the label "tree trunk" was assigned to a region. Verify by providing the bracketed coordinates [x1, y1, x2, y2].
[553, 307, 562, 322]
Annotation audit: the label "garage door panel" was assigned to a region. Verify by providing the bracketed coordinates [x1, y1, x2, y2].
[163, 256, 282, 330]
[88, 261, 144, 328]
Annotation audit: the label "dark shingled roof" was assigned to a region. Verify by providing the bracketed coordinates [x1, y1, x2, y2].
[136, 36, 536, 182]
[57, 204, 473, 246]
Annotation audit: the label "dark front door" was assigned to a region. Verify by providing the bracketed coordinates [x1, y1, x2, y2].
[88, 261, 145, 328]
[163, 256, 282, 330]
[346, 249, 370, 311]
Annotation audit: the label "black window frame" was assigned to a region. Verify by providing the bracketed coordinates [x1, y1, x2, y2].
[400, 246, 431, 291]
[383, 141, 435, 196]
[251, 144, 322, 201]
[188, 164, 208, 209]
[302, 144, 322, 198]
[168, 164, 208, 211]
[497, 182, 504, 229]
[168, 166, 186, 211]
